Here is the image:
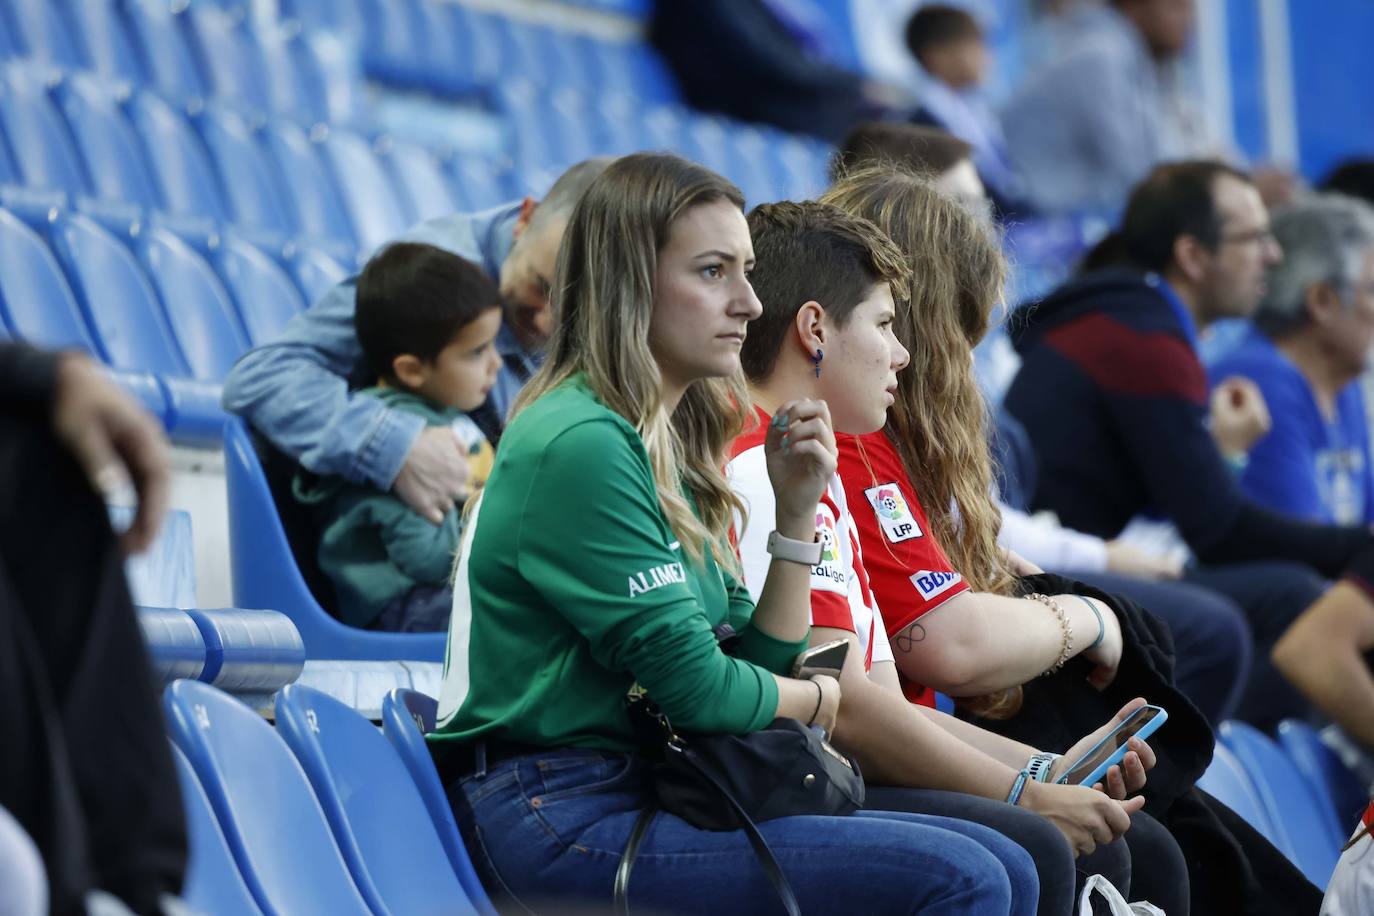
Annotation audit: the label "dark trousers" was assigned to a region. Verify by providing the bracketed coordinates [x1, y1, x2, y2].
[1065, 570, 1252, 726]
[0, 413, 186, 915]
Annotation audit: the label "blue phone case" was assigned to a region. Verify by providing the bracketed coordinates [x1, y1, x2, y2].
[1056, 706, 1168, 786]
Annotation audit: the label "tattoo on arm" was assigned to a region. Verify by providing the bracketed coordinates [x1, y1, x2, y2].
[894, 623, 927, 653]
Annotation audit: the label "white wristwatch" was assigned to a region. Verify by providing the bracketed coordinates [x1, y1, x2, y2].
[766, 529, 822, 566]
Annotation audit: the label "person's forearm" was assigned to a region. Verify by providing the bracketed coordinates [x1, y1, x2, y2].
[915, 706, 1038, 768]
[1194, 503, 1370, 578]
[747, 513, 821, 645]
[1273, 581, 1374, 750]
[893, 592, 1104, 695]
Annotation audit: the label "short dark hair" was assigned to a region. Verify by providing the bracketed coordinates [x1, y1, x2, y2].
[1321, 159, 1374, 208]
[741, 201, 909, 381]
[832, 122, 972, 184]
[355, 242, 500, 382]
[905, 5, 981, 66]
[1119, 160, 1253, 273]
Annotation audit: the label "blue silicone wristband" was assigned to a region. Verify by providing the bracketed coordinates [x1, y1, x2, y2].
[1006, 768, 1032, 806]
[1078, 595, 1105, 650]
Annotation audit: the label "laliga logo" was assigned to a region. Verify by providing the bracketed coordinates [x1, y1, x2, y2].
[816, 512, 840, 562]
[875, 487, 905, 521]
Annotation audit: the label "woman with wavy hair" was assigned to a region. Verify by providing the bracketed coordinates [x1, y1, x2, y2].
[822, 164, 1191, 913]
[425, 153, 1028, 914]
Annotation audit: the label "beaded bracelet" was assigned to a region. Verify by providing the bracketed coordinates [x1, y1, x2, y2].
[1026, 593, 1073, 676]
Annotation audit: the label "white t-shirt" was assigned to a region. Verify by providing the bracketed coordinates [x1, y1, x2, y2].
[1324, 805, 1374, 916]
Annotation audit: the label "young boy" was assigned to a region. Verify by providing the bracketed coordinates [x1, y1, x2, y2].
[295, 242, 503, 632]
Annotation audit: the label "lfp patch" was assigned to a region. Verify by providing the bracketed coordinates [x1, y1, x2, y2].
[864, 483, 923, 543]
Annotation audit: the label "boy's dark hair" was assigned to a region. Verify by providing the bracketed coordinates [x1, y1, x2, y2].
[1321, 158, 1374, 208]
[832, 122, 972, 184]
[1119, 160, 1253, 273]
[905, 5, 981, 65]
[355, 242, 500, 381]
[742, 201, 909, 381]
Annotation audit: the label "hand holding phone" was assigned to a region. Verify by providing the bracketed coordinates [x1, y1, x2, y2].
[791, 638, 850, 679]
[1057, 705, 1167, 787]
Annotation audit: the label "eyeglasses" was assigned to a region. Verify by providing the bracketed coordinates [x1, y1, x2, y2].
[1219, 226, 1277, 246]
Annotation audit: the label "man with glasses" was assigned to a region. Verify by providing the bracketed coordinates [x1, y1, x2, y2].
[1005, 161, 1374, 728]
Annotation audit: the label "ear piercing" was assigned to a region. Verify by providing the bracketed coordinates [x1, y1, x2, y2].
[811, 348, 824, 379]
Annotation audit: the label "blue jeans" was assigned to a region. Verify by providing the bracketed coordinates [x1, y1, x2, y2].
[448, 748, 1036, 915]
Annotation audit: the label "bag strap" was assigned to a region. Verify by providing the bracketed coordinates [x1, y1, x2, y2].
[614, 804, 659, 916]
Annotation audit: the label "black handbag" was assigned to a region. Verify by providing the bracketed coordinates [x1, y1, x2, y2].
[614, 626, 865, 916]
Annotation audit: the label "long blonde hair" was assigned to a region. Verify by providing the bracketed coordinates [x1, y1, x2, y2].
[823, 164, 1020, 717]
[512, 154, 751, 569]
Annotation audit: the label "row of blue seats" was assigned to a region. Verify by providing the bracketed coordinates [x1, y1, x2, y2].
[139, 606, 306, 693]
[168, 680, 494, 915]
[0, 61, 517, 252]
[1197, 718, 1367, 890]
[0, 189, 333, 441]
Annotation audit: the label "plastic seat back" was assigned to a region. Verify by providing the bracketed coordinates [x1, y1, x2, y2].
[122, 0, 208, 104]
[1278, 719, 1368, 835]
[287, 242, 350, 304]
[0, 62, 89, 195]
[381, 689, 497, 915]
[170, 743, 264, 916]
[163, 679, 373, 916]
[384, 141, 460, 225]
[55, 73, 162, 208]
[194, 104, 293, 232]
[316, 129, 409, 255]
[183, 6, 269, 112]
[253, 21, 327, 122]
[0, 205, 99, 352]
[48, 210, 190, 375]
[262, 121, 354, 245]
[1196, 742, 1276, 841]
[139, 227, 250, 380]
[276, 685, 479, 915]
[1220, 720, 1340, 887]
[448, 155, 514, 212]
[6, 0, 86, 68]
[213, 236, 306, 345]
[126, 91, 230, 221]
[64, 0, 146, 82]
[223, 416, 445, 661]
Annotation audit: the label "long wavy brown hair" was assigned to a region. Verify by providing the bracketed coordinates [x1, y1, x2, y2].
[823, 164, 1020, 716]
[513, 153, 752, 570]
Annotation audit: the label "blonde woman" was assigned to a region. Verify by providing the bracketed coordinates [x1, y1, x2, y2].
[822, 165, 1191, 914]
[425, 154, 1028, 914]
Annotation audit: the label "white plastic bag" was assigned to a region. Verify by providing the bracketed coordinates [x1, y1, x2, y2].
[1077, 873, 1166, 916]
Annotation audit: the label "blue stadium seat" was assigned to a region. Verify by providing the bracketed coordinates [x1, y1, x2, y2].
[383, 140, 461, 225]
[224, 416, 446, 661]
[1220, 720, 1341, 887]
[0, 201, 99, 352]
[170, 743, 265, 916]
[47, 209, 190, 376]
[430, 3, 501, 93]
[0, 61, 90, 195]
[729, 124, 784, 207]
[185, 608, 306, 694]
[381, 688, 497, 916]
[1195, 741, 1276, 841]
[261, 120, 355, 246]
[163, 679, 373, 916]
[193, 104, 293, 232]
[63, 0, 146, 83]
[183, 6, 271, 113]
[125, 90, 231, 221]
[138, 227, 252, 380]
[285, 241, 350, 304]
[447, 155, 516, 212]
[213, 235, 307, 346]
[276, 684, 480, 915]
[315, 128, 410, 255]
[122, 0, 209, 104]
[137, 607, 207, 684]
[252, 20, 329, 123]
[4, 0, 86, 68]
[1278, 719, 1368, 836]
[54, 73, 162, 209]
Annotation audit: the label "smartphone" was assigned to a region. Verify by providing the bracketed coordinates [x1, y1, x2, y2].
[791, 639, 850, 679]
[1056, 705, 1168, 786]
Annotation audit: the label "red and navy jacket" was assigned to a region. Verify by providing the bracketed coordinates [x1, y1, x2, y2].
[1004, 269, 1370, 577]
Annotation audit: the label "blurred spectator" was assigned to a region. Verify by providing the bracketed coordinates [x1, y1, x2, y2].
[223, 158, 611, 528]
[0, 344, 185, 915]
[1006, 160, 1374, 727]
[902, 5, 1024, 211]
[1323, 158, 1374, 206]
[648, 0, 897, 141]
[833, 122, 991, 219]
[1001, 0, 1221, 215]
[1209, 193, 1374, 525]
[294, 244, 502, 633]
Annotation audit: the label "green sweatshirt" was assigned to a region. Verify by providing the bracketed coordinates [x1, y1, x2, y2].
[429, 377, 804, 752]
[295, 387, 488, 628]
